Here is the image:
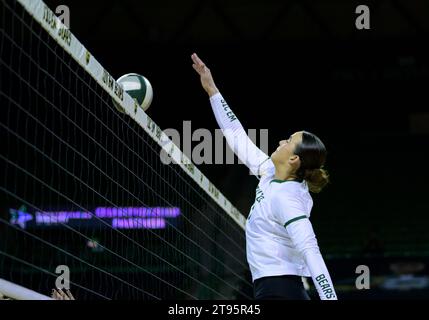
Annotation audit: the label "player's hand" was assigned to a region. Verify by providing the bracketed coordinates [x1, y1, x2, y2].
[0, 293, 11, 300]
[191, 53, 219, 97]
[51, 288, 75, 300]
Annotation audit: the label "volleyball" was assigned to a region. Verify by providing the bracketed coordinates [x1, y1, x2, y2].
[113, 73, 153, 113]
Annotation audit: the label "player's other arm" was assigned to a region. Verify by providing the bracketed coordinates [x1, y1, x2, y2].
[272, 193, 337, 300]
[191, 53, 271, 176]
[286, 218, 337, 300]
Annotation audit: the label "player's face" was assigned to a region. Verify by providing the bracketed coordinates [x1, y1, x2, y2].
[271, 131, 303, 164]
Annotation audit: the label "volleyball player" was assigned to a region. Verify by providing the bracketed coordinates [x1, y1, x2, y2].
[191, 53, 337, 300]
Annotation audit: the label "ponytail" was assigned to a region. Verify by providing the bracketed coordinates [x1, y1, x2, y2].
[304, 168, 329, 193]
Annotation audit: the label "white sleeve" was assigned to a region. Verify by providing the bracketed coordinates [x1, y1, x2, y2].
[209, 92, 273, 176]
[272, 193, 337, 300]
[287, 219, 337, 300]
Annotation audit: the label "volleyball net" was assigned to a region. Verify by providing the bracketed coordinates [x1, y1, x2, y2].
[0, 0, 252, 300]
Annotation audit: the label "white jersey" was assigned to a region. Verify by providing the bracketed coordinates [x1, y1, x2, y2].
[246, 167, 313, 280]
[209, 93, 337, 300]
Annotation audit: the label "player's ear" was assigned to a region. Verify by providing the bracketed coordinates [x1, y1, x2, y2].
[288, 155, 300, 167]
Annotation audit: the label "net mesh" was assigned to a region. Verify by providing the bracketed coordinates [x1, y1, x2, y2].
[0, 0, 252, 300]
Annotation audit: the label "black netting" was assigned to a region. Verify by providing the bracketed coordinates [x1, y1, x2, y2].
[0, 0, 252, 300]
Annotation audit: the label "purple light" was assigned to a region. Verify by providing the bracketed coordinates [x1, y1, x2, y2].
[12, 206, 178, 229]
[95, 207, 180, 218]
[35, 211, 92, 225]
[9, 208, 33, 228]
[112, 218, 166, 229]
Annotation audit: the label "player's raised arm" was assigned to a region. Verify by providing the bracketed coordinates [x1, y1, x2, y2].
[191, 53, 272, 176]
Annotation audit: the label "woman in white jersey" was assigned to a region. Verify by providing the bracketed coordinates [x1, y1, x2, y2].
[191, 53, 337, 300]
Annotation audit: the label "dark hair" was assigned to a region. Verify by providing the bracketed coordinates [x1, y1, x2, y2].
[294, 131, 329, 193]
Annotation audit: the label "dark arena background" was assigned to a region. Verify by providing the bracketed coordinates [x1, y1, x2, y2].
[1, 0, 428, 301]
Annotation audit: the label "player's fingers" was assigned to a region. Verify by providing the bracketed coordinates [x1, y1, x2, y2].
[191, 53, 205, 68]
[66, 290, 75, 300]
[52, 289, 61, 299]
[191, 53, 198, 65]
[192, 64, 204, 75]
[192, 63, 207, 76]
[191, 53, 199, 64]
[58, 288, 69, 300]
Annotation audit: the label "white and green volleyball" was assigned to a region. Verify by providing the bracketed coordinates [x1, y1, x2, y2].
[113, 73, 153, 113]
